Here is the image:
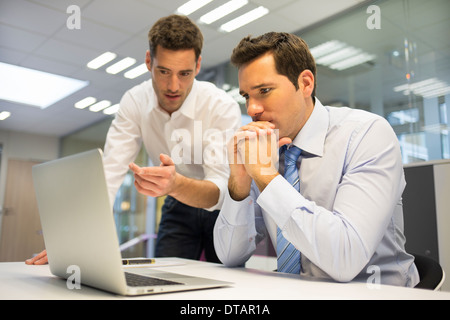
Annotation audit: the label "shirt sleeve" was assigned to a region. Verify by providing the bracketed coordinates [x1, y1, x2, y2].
[103, 90, 143, 206]
[257, 118, 405, 282]
[213, 184, 268, 266]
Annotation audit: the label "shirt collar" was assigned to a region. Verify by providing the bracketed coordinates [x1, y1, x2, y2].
[291, 98, 328, 157]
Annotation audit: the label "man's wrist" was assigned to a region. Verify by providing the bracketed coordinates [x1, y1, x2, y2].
[253, 171, 279, 193]
[228, 175, 251, 201]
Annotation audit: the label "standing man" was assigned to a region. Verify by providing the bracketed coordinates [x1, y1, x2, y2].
[26, 15, 241, 265]
[214, 32, 419, 286]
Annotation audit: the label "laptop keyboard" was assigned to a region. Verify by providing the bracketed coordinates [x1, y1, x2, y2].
[125, 272, 183, 287]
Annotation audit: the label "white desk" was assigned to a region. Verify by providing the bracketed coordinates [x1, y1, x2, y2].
[1, 258, 449, 301]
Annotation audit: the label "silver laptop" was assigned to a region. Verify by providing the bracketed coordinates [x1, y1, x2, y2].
[32, 148, 231, 296]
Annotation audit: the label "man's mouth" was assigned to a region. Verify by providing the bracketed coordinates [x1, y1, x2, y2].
[165, 94, 181, 101]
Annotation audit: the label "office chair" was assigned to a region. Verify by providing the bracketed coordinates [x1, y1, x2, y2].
[413, 254, 445, 290]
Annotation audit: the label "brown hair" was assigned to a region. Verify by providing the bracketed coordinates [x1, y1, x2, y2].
[148, 14, 203, 62]
[231, 32, 316, 95]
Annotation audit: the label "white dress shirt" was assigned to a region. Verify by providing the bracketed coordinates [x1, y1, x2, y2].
[214, 99, 420, 287]
[103, 79, 242, 211]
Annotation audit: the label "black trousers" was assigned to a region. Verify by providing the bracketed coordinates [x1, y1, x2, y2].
[154, 196, 221, 263]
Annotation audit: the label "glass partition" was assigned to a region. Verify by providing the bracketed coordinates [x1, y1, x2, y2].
[208, 0, 450, 165]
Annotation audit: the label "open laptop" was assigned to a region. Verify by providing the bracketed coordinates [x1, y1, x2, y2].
[32, 148, 231, 296]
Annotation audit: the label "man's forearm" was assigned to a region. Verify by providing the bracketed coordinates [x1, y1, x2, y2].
[227, 172, 252, 201]
[170, 173, 220, 209]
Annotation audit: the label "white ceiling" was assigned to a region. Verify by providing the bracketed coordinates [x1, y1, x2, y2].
[0, 0, 368, 137]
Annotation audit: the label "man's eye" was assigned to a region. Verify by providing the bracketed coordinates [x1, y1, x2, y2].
[260, 88, 271, 94]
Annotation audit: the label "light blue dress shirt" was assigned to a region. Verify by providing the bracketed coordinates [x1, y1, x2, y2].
[214, 99, 420, 287]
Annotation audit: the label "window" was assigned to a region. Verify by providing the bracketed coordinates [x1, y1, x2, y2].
[212, 0, 450, 165]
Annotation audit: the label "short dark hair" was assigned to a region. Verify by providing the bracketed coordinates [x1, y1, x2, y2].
[148, 14, 203, 62]
[231, 32, 316, 95]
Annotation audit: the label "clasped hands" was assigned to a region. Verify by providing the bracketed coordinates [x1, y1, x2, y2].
[228, 121, 291, 200]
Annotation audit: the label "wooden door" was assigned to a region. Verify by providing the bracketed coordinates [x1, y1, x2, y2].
[0, 159, 44, 262]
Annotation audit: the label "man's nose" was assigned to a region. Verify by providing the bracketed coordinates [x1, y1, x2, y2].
[247, 99, 264, 120]
[167, 74, 180, 92]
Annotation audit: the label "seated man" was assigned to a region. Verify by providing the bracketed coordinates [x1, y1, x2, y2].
[214, 32, 419, 287]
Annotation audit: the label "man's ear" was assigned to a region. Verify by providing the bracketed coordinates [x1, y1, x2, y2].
[145, 50, 152, 71]
[195, 55, 202, 76]
[298, 70, 315, 98]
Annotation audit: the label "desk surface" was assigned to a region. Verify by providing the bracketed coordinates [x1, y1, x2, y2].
[1, 258, 450, 300]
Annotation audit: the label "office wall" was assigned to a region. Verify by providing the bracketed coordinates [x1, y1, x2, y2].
[59, 117, 112, 157]
[0, 129, 59, 234]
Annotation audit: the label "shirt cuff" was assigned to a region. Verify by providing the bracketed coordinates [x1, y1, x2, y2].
[257, 175, 308, 229]
[219, 188, 255, 226]
[203, 177, 228, 212]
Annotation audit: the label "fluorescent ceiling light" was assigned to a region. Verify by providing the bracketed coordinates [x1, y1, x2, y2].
[103, 104, 120, 115]
[309, 40, 346, 58]
[329, 52, 376, 70]
[394, 78, 450, 99]
[310, 41, 376, 71]
[176, 0, 213, 15]
[124, 63, 148, 79]
[422, 87, 450, 98]
[393, 78, 437, 92]
[199, 0, 248, 24]
[74, 96, 96, 109]
[0, 62, 88, 109]
[0, 111, 11, 121]
[89, 100, 111, 112]
[106, 57, 136, 75]
[219, 6, 269, 32]
[87, 52, 117, 69]
[315, 47, 361, 66]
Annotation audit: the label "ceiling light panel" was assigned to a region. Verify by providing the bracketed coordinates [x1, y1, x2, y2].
[124, 63, 148, 79]
[177, 0, 213, 15]
[87, 52, 117, 69]
[315, 47, 361, 66]
[74, 97, 97, 109]
[0, 111, 11, 121]
[103, 104, 120, 115]
[329, 52, 376, 70]
[309, 40, 346, 58]
[199, 0, 248, 24]
[74, 97, 120, 115]
[106, 57, 137, 75]
[394, 78, 450, 99]
[310, 41, 376, 71]
[0, 62, 88, 109]
[89, 100, 111, 112]
[219, 6, 269, 32]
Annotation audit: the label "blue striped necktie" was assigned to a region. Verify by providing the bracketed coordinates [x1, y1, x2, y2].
[277, 145, 302, 274]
